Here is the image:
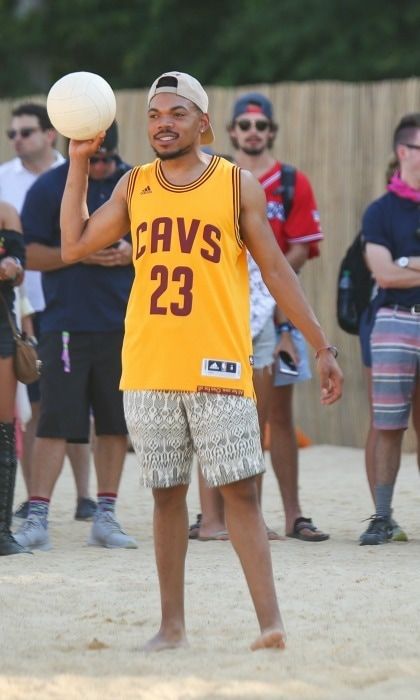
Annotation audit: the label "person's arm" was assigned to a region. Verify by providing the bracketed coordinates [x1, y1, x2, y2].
[60, 134, 131, 262]
[0, 202, 24, 285]
[284, 242, 310, 273]
[240, 170, 342, 404]
[365, 243, 420, 288]
[26, 242, 69, 271]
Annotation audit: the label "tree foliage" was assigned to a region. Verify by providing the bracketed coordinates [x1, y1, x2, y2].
[0, 0, 419, 97]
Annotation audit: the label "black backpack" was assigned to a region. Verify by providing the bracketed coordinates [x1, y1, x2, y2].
[336, 231, 375, 335]
[274, 163, 296, 219]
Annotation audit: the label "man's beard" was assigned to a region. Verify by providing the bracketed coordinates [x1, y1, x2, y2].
[152, 143, 193, 160]
[241, 144, 266, 156]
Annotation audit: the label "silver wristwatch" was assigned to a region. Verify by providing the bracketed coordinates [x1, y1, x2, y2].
[396, 256, 409, 268]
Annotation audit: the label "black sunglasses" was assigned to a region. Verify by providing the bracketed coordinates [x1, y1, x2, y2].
[236, 119, 271, 132]
[7, 127, 41, 139]
[404, 143, 420, 151]
[90, 154, 116, 164]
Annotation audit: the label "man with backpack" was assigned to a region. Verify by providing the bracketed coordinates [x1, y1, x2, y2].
[191, 93, 329, 542]
[359, 113, 420, 546]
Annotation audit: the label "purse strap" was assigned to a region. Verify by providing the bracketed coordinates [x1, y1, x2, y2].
[0, 289, 20, 340]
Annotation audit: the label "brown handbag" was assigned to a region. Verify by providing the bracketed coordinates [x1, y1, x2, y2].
[0, 291, 41, 384]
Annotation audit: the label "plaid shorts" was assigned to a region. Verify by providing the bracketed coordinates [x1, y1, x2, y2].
[371, 308, 420, 429]
[123, 390, 265, 488]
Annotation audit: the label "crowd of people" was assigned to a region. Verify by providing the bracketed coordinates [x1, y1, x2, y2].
[0, 70, 418, 651]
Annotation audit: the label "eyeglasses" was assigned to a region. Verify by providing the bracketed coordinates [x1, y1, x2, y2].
[235, 119, 271, 132]
[7, 127, 41, 140]
[404, 143, 420, 151]
[90, 155, 116, 164]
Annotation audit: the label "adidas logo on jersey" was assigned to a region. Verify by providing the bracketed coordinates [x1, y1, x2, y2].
[201, 358, 241, 379]
[140, 185, 152, 195]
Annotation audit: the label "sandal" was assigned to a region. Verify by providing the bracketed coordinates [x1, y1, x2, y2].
[188, 513, 202, 540]
[286, 516, 329, 542]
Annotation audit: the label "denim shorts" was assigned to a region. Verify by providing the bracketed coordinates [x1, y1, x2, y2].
[252, 315, 276, 370]
[273, 327, 312, 387]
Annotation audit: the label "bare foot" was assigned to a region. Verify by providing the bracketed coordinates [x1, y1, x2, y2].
[266, 527, 286, 541]
[197, 529, 229, 541]
[250, 627, 286, 651]
[143, 630, 188, 652]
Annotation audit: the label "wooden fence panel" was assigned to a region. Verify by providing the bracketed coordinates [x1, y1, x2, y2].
[1, 79, 419, 449]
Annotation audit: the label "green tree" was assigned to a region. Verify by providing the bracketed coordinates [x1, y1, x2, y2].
[0, 0, 418, 98]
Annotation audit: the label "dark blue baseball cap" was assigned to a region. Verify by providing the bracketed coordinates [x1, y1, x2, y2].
[231, 93, 273, 121]
[98, 120, 118, 152]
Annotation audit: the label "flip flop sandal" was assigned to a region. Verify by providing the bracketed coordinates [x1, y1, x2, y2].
[286, 516, 329, 542]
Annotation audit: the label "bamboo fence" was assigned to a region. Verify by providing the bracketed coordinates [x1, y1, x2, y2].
[1, 78, 419, 449]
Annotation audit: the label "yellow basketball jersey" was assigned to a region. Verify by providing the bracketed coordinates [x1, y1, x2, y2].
[120, 156, 254, 398]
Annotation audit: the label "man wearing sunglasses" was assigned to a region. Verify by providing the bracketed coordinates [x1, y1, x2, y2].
[13, 121, 137, 552]
[0, 104, 97, 523]
[359, 113, 420, 545]
[190, 94, 329, 542]
[229, 93, 328, 543]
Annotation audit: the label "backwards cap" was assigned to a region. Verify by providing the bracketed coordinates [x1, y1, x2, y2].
[232, 92, 274, 122]
[148, 71, 214, 145]
[97, 120, 118, 153]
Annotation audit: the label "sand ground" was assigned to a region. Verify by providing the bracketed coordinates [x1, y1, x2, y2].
[1, 445, 420, 700]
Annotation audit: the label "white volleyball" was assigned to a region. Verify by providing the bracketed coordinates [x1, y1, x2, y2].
[47, 71, 116, 140]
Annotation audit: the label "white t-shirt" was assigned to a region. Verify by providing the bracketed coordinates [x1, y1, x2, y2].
[248, 252, 276, 339]
[0, 151, 65, 311]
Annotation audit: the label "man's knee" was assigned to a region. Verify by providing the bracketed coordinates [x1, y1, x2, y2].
[152, 484, 189, 509]
[220, 476, 259, 508]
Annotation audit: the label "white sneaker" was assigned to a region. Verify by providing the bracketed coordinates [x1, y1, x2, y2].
[14, 515, 51, 551]
[87, 511, 138, 549]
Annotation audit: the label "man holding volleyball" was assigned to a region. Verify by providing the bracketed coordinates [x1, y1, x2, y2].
[60, 71, 343, 652]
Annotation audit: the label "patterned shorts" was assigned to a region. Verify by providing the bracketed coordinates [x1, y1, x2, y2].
[371, 308, 420, 429]
[123, 390, 265, 488]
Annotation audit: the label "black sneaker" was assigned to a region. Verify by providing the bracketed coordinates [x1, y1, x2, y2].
[75, 498, 97, 521]
[14, 501, 29, 519]
[359, 515, 392, 546]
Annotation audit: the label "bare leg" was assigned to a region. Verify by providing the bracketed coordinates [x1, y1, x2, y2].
[219, 477, 285, 650]
[94, 434, 127, 493]
[412, 380, 420, 472]
[252, 367, 282, 540]
[66, 443, 92, 499]
[22, 404, 92, 501]
[197, 469, 227, 539]
[29, 437, 67, 499]
[144, 484, 189, 651]
[364, 368, 377, 501]
[269, 384, 301, 534]
[21, 401, 40, 494]
[0, 357, 16, 423]
[374, 428, 404, 488]
[253, 366, 273, 503]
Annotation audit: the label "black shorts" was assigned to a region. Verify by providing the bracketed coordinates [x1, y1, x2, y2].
[0, 314, 15, 358]
[37, 331, 127, 442]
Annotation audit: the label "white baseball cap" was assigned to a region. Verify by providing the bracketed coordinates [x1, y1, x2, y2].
[148, 71, 214, 145]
